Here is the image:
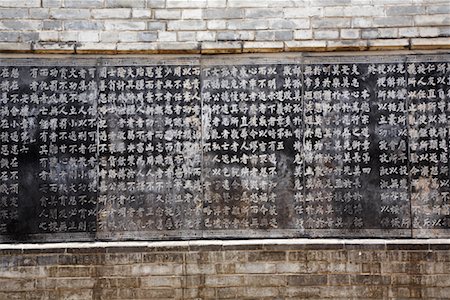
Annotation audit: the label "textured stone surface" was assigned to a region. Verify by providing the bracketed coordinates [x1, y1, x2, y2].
[0, 0, 447, 52]
[0, 240, 448, 299]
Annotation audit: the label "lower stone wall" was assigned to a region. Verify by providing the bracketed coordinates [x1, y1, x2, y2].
[0, 240, 449, 299]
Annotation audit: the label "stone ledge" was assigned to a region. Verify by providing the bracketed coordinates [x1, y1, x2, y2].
[0, 39, 448, 54]
[1, 239, 450, 253]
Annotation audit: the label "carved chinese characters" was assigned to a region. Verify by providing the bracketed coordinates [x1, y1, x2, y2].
[0, 60, 98, 240]
[96, 60, 203, 238]
[0, 55, 449, 241]
[303, 57, 410, 235]
[409, 58, 450, 234]
[202, 61, 301, 234]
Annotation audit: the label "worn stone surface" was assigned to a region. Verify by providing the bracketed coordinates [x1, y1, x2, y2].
[0, 240, 448, 299]
[0, 53, 450, 242]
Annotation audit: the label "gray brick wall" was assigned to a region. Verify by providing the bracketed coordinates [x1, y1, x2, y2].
[0, 0, 448, 53]
[0, 240, 449, 299]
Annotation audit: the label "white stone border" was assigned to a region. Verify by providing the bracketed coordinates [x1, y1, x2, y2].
[0, 239, 450, 250]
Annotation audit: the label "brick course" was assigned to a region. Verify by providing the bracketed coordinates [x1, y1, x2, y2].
[0, 240, 449, 299]
[0, 0, 447, 53]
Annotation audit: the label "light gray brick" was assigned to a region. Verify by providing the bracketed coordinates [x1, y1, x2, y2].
[147, 21, 166, 30]
[204, 8, 243, 19]
[217, 31, 254, 41]
[386, 5, 426, 15]
[340, 28, 360, 39]
[312, 17, 351, 28]
[154, 9, 181, 19]
[399, 27, 419, 37]
[20, 32, 39, 42]
[167, 20, 206, 30]
[0, 8, 28, 18]
[361, 29, 380, 39]
[64, 21, 104, 30]
[138, 31, 158, 41]
[49, 9, 91, 19]
[116, 31, 139, 42]
[0, 42, 30, 51]
[147, 0, 165, 8]
[43, 20, 63, 30]
[244, 8, 283, 18]
[343, 6, 385, 16]
[0, 32, 20, 42]
[64, 0, 103, 8]
[29, 8, 50, 19]
[378, 28, 399, 38]
[207, 20, 226, 30]
[415, 14, 450, 26]
[166, 0, 207, 8]
[58, 31, 79, 41]
[0, 0, 40, 7]
[78, 31, 100, 42]
[373, 16, 414, 27]
[269, 19, 310, 30]
[104, 21, 146, 30]
[158, 31, 177, 41]
[227, 0, 271, 7]
[228, 20, 268, 30]
[427, 5, 450, 14]
[284, 7, 322, 18]
[92, 9, 132, 19]
[197, 31, 216, 41]
[207, 0, 227, 7]
[182, 9, 203, 19]
[42, 0, 62, 7]
[117, 43, 158, 51]
[352, 17, 374, 28]
[132, 9, 152, 18]
[0, 20, 42, 31]
[177, 31, 196, 41]
[293, 29, 313, 40]
[105, 0, 145, 7]
[419, 27, 440, 37]
[39, 31, 58, 41]
[256, 30, 293, 41]
[314, 29, 339, 39]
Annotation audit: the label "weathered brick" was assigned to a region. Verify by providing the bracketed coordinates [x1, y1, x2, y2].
[217, 31, 254, 41]
[182, 9, 203, 19]
[288, 275, 327, 286]
[415, 14, 450, 26]
[64, 20, 103, 30]
[167, 20, 206, 30]
[0, 0, 40, 7]
[312, 17, 351, 28]
[373, 16, 414, 27]
[196, 31, 216, 41]
[104, 21, 146, 30]
[42, 0, 62, 7]
[64, 0, 103, 8]
[204, 8, 243, 19]
[235, 263, 276, 274]
[314, 29, 339, 39]
[158, 31, 177, 41]
[248, 251, 286, 262]
[166, 0, 207, 8]
[0, 21, 42, 31]
[49, 9, 91, 19]
[340, 28, 360, 39]
[92, 8, 132, 19]
[386, 5, 426, 15]
[245, 8, 283, 18]
[228, 20, 268, 30]
[256, 30, 293, 41]
[293, 29, 313, 40]
[154, 9, 181, 19]
[105, 0, 145, 7]
[147, 0, 165, 8]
